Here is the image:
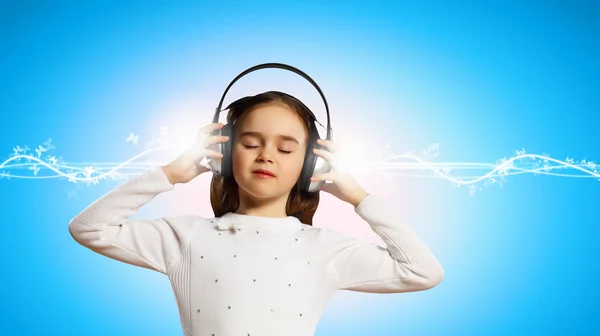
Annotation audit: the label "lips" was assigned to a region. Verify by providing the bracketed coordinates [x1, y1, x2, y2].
[252, 169, 276, 177]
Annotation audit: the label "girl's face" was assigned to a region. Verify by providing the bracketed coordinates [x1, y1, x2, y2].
[232, 103, 308, 201]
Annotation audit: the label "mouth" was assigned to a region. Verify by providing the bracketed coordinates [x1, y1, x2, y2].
[252, 169, 276, 178]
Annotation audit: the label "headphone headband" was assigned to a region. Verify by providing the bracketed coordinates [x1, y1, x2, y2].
[213, 63, 332, 140]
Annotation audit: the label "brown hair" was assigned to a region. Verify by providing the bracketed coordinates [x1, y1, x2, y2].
[209, 91, 320, 225]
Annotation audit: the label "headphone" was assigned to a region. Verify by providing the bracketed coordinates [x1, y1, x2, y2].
[207, 62, 333, 193]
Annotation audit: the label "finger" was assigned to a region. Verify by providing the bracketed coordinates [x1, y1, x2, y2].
[189, 146, 223, 158]
[317, 139, 338, 153]
[312, 148, 334, 162]
[201, 149, 224, 158]
[198, 122, 224, 138]
[310, 172, 336, 182]
[202, 135, 230, 146]
[313, 148, 340, 170]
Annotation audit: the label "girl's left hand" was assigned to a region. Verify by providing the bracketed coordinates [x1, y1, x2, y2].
[310, 139, 369, 207]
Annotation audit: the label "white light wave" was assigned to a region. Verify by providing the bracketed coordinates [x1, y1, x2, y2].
[1, 147, 598, 186]
[0, 146, 166, 182]
[369, 154, 600, 184]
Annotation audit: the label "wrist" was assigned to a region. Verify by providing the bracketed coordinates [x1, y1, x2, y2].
[350, 190, 369, 207]
[161, 165, 180, 185]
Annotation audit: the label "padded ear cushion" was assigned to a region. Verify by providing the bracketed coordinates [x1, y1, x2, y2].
[299, 124, 321, 192]
[220, 123, 234, 177]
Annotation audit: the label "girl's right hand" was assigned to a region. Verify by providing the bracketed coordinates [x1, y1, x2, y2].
[161, 122, 230, 184]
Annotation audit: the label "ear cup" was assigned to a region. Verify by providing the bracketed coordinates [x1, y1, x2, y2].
[220, 123, 234, 177]
[306, 154, 331, 193]
[299, 125, 331, 193]
[207, 123, 234, 177]
[299, 142, 317, 192]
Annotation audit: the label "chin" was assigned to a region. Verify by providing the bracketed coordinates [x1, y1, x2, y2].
[237, 180, 276, 198]
[239, 180, 291, 200]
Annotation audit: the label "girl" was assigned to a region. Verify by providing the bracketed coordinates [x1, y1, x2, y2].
[69, 91, 444, 336]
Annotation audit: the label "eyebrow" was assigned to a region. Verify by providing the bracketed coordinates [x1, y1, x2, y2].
[239, 131, 300, 144]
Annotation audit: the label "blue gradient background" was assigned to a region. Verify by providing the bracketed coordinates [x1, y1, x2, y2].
[1, 0, 599, 335]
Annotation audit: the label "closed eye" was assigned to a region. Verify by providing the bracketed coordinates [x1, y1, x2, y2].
[243, 145, 292, 154]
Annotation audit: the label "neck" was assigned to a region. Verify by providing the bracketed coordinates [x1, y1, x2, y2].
[235, 191, 290, 218]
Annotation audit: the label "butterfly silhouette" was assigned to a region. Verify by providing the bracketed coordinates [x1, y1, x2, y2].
[468, 184, 476, 196]
[12, 145, 24, 156]
[43, 138, 56, 151]
[35, 145, 47, 157]
[126, 132, 139, 145]
[83, 166, 95, 178]
[29, 164, 40, 176]
[427, 142, 439, 152]
[67, 172, 78, 183]
[67, 188, 78, 200]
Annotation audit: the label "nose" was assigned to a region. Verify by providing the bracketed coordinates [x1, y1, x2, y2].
[257, 155, 274, 163]
[256, 147, 274, 163]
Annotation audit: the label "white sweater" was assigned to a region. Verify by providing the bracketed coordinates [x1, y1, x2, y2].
[69, 166, 444, 336]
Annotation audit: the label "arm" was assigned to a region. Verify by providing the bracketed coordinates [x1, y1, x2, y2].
[327, 194, 444, 293]
[68, 166, 196, 275]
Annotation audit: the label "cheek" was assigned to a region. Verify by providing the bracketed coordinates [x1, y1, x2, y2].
[232, 148, 250, 169]
[283, 153, 307, 177]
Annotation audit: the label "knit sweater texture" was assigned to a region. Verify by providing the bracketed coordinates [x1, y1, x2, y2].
[69, 166, 444, 336]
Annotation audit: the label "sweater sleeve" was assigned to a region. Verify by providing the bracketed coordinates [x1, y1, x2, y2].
[327, 193, 444, 293]
[68, 166, 195, 275]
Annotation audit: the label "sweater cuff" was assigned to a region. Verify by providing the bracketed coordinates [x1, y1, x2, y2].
[152, 166, 176, 188]
[353, 193, 377, 215]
